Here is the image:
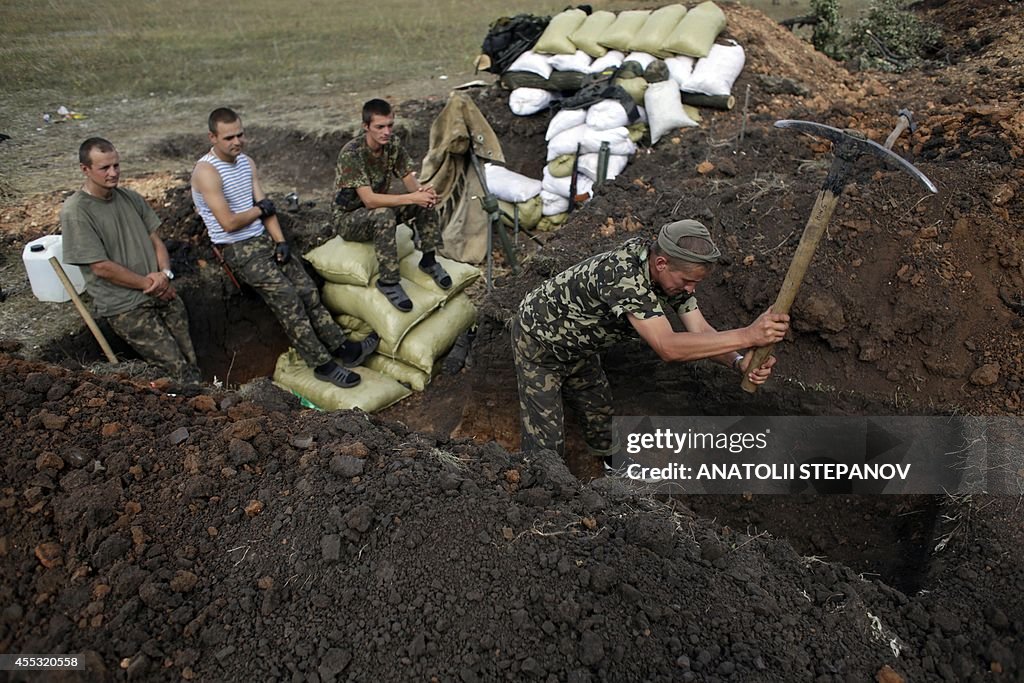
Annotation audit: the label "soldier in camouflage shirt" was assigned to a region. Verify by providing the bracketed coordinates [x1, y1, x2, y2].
[512, 220, 790, 468]
[333, 99, 451, 313]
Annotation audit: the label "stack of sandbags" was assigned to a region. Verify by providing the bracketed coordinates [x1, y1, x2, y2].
[273, 349, 412, 412]
[484, 163, 544, 232]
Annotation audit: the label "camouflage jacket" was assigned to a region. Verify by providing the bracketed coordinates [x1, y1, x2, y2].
[518, 237, 697, 362]
[333, 134, 414, 212]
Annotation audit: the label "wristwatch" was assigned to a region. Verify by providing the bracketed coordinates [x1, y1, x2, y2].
[162, 269, 175, 280]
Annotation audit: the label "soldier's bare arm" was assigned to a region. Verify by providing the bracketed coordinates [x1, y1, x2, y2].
[356, 183, 435, 209]
[250, 161, 286, 244]
[629, 313, 754, 362]
[191, 162, 262, 233]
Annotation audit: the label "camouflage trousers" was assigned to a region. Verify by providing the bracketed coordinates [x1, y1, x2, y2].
[106, 296, 201, 382]
[220, 233, 347, 368]
[334, 205, 442, 284]
[511, 316, 617, 459]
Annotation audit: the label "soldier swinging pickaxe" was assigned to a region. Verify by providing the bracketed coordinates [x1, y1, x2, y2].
[740, 116, 937, 393]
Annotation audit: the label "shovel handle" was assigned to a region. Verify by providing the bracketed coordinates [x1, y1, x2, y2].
[49, 256, 118, 364]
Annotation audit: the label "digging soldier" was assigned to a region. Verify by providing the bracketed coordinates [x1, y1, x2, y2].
[62, 137, 201, 383]
[191, 107, 378, 389]
[512, 220, 790, 471]
[333, 98, 452, 312]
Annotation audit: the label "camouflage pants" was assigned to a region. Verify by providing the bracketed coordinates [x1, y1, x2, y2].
[106, 297, 200, 382]
[511, 316, 617, 459]
[220, 233, 347, 368]
[334, 205, 442, 284]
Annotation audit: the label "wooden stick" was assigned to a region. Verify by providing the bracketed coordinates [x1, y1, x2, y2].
[48, 256, 118, 364]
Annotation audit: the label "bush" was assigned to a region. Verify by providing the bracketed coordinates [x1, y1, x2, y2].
[845, 0, 943, 72]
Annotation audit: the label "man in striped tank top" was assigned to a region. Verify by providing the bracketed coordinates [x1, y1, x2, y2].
[191, 108, 378, 389]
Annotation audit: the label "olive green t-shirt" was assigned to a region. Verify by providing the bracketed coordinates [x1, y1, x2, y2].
[61, 188, 161, 317]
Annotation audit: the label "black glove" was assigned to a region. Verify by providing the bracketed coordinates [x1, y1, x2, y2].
[274, 241, 291, 264]
[256, 198, 276, 219]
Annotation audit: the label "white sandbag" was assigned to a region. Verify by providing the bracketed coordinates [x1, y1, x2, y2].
[636, 105, 647, 122]
[630, 4, 688, 57]
[577, 153, 630, 182]
[546, 123, 590, 160]
[322, 278, 445, 350]
[587, 50, 625, 74]
[534, 8, 588, 55]
[509, 88, 554, 116]
[546, 50, 592, 73]
[623, 51, 657, 70]
[546, 109, 587, 141]
[569, 10, 617, 57]
[666, 55, 695, 89]
[684, 41, 745, 97]
[542, 167, 594, 199]
[585, 99, 630, 130]
[484, 163, 543, 202]
[644, 80, 698, 144]
[378, 294, 477, 375]
[273, 349, 411, 413]
[540, 190, 570, 216]
[305, 225, 415, 286]
[507, 50, 552, 78]
[399, 251, 481, 301]
[580, 126, 637, 156]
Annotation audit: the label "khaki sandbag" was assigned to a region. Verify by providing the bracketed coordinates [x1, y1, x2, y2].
[598, 10, 650, 52]
[322, 277, 445, 349]
[613, 75, 649, 105]
[364, 354, 430, 392]
[547, 153, 576, 178]
[498, 197, 542, 231]
[305, 225, 415, 286]
[569, 10, 617, 57]
[336, 313, 374, 341]
[378, 294, 477, 374]
[273, 348, 410, 413]
[630, 4, 688, 58]
[399, 252, 481, 301]
[536, 212, 568, 232]
[534, 8, 587, 55]
[627, 122, 648, 143]
[662, 1, 726, 58]
[683, 104, 703, 124]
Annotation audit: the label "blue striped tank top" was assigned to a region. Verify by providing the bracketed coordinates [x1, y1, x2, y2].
[192, 151, 265, 244]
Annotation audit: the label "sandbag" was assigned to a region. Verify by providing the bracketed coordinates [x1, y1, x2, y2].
[336, 313, 374, 341]
[533, 8, 587, 55]
[378, 294, 477, 374]
[569, 11, 616, 57]
[540, 190, 570, 216]
[399, 251, 481, 300]
[627, 121, 648, 142]
[546, 108, 587, 141]
[507, 50, 552, 78]
[666, 55, 696, 89]
[273, 349, 410, 413]
[623, 51, 657, 70]
[613, 74, 648, 105]
[630, 4, 688, 57]
[585, 99, 630, 130]
[364, 354, 431, 392]
[684, 41, 745, 97]
[542, 167, 594, 199]
[662, 0, 726, 58]
[547, 153, 575, 178]
[587, 50, 625, 74]
[598, 10, 650, 52]
[509, 87, 554, 116]
[577, 152, 630, 182]
[546, 123, 589, 159]
[546, 50, 592, 73]
[305, 225, 415, 286]
[581, 126, 636, 156]
[645, 80, 698, 144]
[484, 163, 542, 202]
[536, 212, 568, 232]
[322, 277, 445, 350]
[497, 197, 543, 230]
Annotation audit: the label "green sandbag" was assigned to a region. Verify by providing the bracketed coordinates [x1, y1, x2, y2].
[569, 10, 617, 57]
[629, 4, 688, 58]
[662, 1, 726, 58]
[627, 122, 648, 143]
[501, 70, 587, 92]
[547, 154, 576, 178]
[536, 213, 568, 233]
[534, 8, 587, 55]
[498, 197, 542, 231]
[613, 75, 649, 105]
[364, 354, 430, 392]
[305, 225, 415, 286]
[322, 277, 445, 350]
[378, 294, 477, 374]
[398, 251, 481, 302]
[598, 10, 651, 52]
[273, 348, 410, 413]
[336, 313, 374, 341]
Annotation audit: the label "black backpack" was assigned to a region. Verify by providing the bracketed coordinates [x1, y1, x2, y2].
[478, 14, 550, 75]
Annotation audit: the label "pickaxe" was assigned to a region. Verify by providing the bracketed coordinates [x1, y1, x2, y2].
[740, 118, 937, 393]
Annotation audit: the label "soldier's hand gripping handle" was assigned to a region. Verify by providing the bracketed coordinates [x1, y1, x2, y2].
[274, 241, 291, 264]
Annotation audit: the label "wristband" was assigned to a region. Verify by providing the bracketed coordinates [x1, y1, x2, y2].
[732, 355, 744, 372]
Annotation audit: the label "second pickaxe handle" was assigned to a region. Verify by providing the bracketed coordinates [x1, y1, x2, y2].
[740, 186, 842, 393]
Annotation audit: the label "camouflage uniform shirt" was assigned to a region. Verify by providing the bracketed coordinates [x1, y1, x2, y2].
[517, 237, 697, 363]
[333, 134, 414, 212]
